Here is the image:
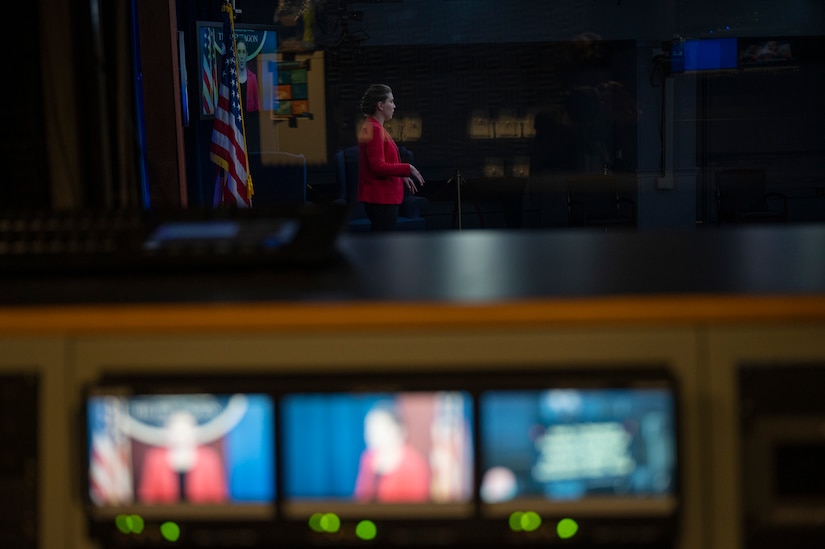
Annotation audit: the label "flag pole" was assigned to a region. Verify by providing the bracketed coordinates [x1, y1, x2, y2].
[224, 0, 254, 203]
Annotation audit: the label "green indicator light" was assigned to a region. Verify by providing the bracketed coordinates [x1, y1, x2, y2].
[160, 521, 181, 542]
[320, 513, 341, 533]
[355, 520, 377, 541]
[557, 518, 579, 539]
[115, 514, 131, 535]
[508, 511, 524, 532]
[129, 515, 145, 534]
[521, 511, 541, 532]
[308, 512, 325, 532]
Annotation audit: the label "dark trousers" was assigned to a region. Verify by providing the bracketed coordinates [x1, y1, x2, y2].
[363, 203, 399, 232]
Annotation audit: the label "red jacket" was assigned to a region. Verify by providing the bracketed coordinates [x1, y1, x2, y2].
[353, 445, 431, 502]
[138, 445, 228, 503]
[357, 116, 411, 205]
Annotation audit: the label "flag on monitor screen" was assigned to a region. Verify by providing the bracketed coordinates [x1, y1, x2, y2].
[88, 397, 134, 505]
[210, 0, 253, 207]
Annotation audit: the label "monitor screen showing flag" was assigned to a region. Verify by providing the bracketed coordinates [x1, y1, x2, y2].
[197, 22, 278, 118]
[280, 390, 475, 519]
[86, 392, 275, 516]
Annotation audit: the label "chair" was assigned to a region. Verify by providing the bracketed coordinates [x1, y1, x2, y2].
[566, 174, 636, 229]
[715, 169, 788, 224]
[334, 146, 429, 232]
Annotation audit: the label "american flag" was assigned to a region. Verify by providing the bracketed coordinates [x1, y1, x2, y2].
[201, 26, 218, 115]
[88, 397, 134, 505]
[430, 392, 473, 502]
[210, 0, 253, 207]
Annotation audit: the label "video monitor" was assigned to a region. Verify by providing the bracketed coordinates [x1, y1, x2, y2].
[479, 384, 678, 517]
[85, 390, 275, 520]
[738, 37, 795, 69]
[280, 390, 475, 519]
[683, 37, 738, 72]
[196, 21, 278, 118]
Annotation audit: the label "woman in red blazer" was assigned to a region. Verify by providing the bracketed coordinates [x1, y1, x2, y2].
[357, 84, 425, 231]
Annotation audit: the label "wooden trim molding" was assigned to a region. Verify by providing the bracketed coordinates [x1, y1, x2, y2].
[0, 294, 824, 335]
